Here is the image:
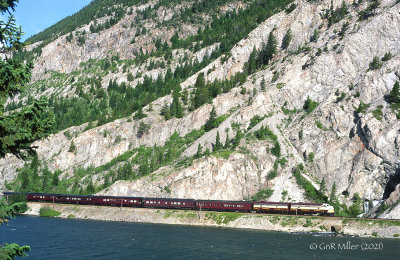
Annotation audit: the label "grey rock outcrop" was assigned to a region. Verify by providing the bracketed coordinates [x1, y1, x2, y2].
[2, 0, 400, 218]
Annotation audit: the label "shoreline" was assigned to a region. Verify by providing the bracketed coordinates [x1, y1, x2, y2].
[24, 202, 400, 239]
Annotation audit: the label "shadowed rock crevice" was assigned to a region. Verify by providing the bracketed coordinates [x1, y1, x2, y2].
[383, 169, 400, 200]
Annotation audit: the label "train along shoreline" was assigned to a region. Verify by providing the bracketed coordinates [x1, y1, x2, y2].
[23, 202, 400, 238]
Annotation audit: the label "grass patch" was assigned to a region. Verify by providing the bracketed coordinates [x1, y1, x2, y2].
[303, 218, 313, 227]
[319, 225, 327, 231]
[212, 150, 235, 159]
[178, 211, 197, 219]
[342, 218, 400, 227]
[280, 216, 298, 227]
[163, 210, 178, 219]
[39, 206, 61, 217]
[205, 212, 242, 225]
[270, 216, 281, 224]
[67, 214, 75, 218]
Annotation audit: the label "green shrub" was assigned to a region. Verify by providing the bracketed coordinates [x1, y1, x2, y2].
[248, 115, 267, 130]
[303, 218, 313, 227]
[348, 193, 363, 217]
[308, 152, 314, 162]
[251, 188, 274, 201]
[39, 207, 61, 217]
[368, 56, 382, 71]
[137, 122, 150, 138]
[356, 102, 370, 114]
[271, 141, 281, 157]
[382, 52, 392, 61]
[303, 97, 318, 114]
[372, 105, 383, 121]
[292, 164, 327, 203]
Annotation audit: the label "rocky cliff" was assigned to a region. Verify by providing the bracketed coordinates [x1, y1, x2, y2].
[2, 0, 400, 218]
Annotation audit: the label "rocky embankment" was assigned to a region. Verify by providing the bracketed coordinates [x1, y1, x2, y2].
[24, 202, 400, 239]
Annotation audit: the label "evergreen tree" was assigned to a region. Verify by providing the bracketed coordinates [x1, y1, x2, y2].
[102, 175, 110, 189]
[138, 158, 149, 176]
[389, 81, 400, 104]
[232, 128, 242, 148]
[133, 104, 147, 119]
[127, 72, 134, 82]
[20, 169, 29, 190]
[319, 178, 327, 195]
[86, 179, 95, 194]
[204, 106, 217, 132]
[195, 143, 203, 158]
[181, 89, 189, 105]
[68, 140, 77, 153]
[263, 30, 277, 65]
[261, 78, 266, 92]
[310, 29, 319, 42]
[349, 193, 363, 217]
[271, 141, 281, 157]
[171, 88, 183, 118]
[164, 108, 171, 120]
[224, 130, 230, 149]
[52, 170, 60, 187]
[214, 131, 222, 151]
[281, 28, 292, 50]
[329, 182, 337, 203]
[247, 47, 257, 74]
[41, 167, 51, 191]
[31, 153, 39, 180]
[160, 102, 169, 116]
[193, 73, 209, 108]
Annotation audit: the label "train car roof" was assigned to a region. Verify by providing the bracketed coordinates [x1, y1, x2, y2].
[143, 197, 196, 202]
[254, 201, 323, 206]
[28, 193, 144, 199]
[95, 195, 144, 199]
[196, 200, 252, 203]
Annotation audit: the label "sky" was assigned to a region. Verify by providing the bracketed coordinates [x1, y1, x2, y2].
[2, 0, 93, 41]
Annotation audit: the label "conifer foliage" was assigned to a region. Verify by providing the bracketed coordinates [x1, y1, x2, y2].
[0, 0, 54, 159]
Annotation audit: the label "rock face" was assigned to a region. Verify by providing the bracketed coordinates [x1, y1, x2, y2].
[2, 0, 400, 218]
[99, 152, 305, 202]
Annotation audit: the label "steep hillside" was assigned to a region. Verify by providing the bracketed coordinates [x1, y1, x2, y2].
[2, 0, 400, 219]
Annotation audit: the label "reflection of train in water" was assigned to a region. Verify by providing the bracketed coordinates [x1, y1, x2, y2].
[3, 192, 335, 216]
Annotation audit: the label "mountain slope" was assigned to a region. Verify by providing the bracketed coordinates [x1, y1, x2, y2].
[2, 0, 400, 218]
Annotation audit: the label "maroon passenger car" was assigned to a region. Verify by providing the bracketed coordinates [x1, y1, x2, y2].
[93, 196, 143, 207]
[196, 200, 252, 212]
[26, 193, 57, 202]
[143, 198, 196, 209]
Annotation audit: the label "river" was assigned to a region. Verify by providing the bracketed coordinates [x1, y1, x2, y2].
[1, 216, 399, 259]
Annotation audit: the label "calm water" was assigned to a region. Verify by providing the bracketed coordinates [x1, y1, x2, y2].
[1, 216, 399, 259]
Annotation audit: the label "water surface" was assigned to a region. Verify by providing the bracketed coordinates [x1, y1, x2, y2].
[1, 216, 399, 259]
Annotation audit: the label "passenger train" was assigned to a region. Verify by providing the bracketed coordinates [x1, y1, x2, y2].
[2, 192, 335, 216]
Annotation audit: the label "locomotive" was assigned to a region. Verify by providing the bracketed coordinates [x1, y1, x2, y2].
[2, 192, 335, 216]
